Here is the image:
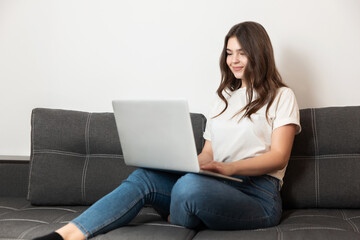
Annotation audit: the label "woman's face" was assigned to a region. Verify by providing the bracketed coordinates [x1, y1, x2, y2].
[226, 36, 248, 82]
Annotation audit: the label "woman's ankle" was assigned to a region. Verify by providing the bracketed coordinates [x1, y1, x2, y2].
[56, 223, 86, 240]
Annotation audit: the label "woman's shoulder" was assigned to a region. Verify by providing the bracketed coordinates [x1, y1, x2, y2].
[269, 86, 299, 116]
[277, 86, 295, 95]
[275, 87, 297, 101]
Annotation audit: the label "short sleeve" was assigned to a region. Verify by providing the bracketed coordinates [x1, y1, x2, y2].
[203, 105, 215, 141]
[203, 95, 223, 141]
[203, 119, 212, 141]
[273, 88, 301, 134]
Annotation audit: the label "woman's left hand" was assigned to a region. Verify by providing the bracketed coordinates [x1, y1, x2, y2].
[200, 161, 236, 176]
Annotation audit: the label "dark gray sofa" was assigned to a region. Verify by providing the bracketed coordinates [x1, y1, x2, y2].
[1, 106, 360, 240]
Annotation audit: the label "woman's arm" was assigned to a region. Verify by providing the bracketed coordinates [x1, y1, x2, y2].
[198, 140, 214, 167]
[201, 124, 297, 176]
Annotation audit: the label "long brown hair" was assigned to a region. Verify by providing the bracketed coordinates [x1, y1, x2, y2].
[215, 21, 286, 121]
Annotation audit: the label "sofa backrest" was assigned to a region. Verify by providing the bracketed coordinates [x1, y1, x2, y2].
[28, 108, 206, 205]
[281, 106, 360, 209]
[28, 106, 360, 208]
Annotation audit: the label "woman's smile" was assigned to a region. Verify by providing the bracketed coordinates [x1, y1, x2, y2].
[232, 66, 244, 71]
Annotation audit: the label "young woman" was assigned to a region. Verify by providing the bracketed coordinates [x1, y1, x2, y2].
[34, 21, 301, 240]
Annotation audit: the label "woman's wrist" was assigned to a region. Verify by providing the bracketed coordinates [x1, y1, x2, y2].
[198, 152, 213, 167]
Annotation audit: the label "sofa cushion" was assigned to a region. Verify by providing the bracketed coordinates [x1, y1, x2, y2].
[27, 108, 206, 206]
[281, 106, 360, 209]
[0, 197, 196, 240]
[193, 209, 360, 240]
[2, 198, 359, 239]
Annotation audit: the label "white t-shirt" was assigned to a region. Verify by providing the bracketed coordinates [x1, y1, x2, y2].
[203, 87, 301, 183]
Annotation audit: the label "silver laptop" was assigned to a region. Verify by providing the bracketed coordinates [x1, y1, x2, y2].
[112, 99, 242, 182]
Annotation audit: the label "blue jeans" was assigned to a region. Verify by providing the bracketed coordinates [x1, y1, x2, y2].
[71, 169, 282, 238]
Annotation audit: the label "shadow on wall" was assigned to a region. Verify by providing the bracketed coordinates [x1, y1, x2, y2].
[279, 47, 315, 109]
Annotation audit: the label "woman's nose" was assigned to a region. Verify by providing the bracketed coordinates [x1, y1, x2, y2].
[231, 53, 240, 63]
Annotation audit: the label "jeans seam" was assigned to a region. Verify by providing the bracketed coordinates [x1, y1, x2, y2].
[71, 220, 91, 239]
[264, 175, 281, 192]
[263, 175, 279, 186]
[247, 177, 276, 198]
[247, 176, 282, 219]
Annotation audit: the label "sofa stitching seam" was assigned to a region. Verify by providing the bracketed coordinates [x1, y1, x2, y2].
[0, 206, 18, 211]
[291, 154, 360, 159]
[0, 219, 49, 224]
[315, 109, 320, 208]
[27, 110, 36, 200]
[288, 227, 347, 231]
[54, 212, 73, 223]
[275, 226, 283, 240]
[21, 207, 77, 212]
[32, 149, 123, 158]
[18, 224, 43, 239]
[286, 214, 339, 219]
[311, 108, 320, 207]
[341, 210, 359, 233]
[81, 113, 92, 204]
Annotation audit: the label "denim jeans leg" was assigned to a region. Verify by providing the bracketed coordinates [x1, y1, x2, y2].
[71, 169, 180, 238]
[170, 173, 281, 230]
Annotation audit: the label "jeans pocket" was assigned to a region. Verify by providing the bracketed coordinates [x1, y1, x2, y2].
[247, 175, 279, 199]
[263, 175, 281, 191]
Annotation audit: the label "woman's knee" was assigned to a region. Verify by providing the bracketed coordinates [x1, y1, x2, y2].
[171, 174, 209, 209]
[128, 168, 150, 179]
[126, 168, 157, 184]
[170, 174, 208, 228]
[125, 169, 179, 198]
[172, 174, 198, 195]
[122, 169, 156, 194]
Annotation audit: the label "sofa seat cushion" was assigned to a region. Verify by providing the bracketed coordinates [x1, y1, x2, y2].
[1, 198, 360, 239]
[2, 198, 360, 240]
[0, 197, 87, 239]
[193, 209, 360, 240]
[0, 197, 196, 240]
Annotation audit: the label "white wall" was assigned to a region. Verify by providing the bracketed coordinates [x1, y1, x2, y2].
[1, 0, 360, 156]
